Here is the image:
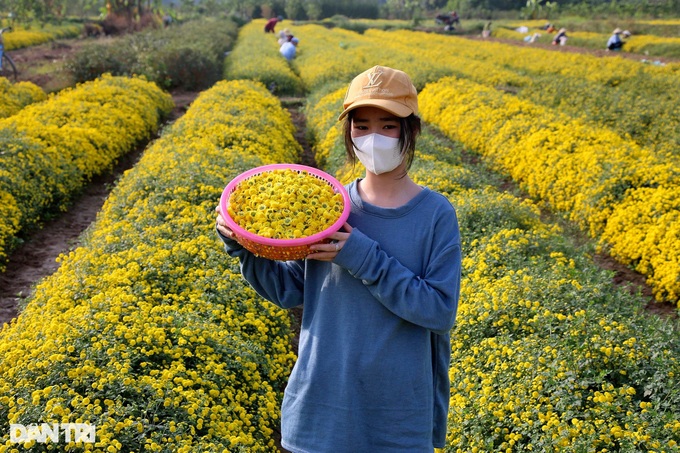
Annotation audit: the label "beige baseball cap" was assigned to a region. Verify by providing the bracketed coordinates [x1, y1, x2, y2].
[338, 65, 418, 121]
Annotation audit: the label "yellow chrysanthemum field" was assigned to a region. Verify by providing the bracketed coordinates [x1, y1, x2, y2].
[0, 18, 679, 452]
[226, 168, 344, 240]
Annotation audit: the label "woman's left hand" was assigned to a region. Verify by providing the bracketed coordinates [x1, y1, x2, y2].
[307, 223, 353, 261]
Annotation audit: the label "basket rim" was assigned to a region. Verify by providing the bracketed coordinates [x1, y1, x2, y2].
[220, 163, 350, 247]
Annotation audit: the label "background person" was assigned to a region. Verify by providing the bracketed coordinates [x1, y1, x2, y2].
[450, 11, 460, 25]
[215, 64, 461, 452]
[279, 36, 299, 61]
[607, 28, 624, 51]
[264, 15, 283, 33]
[0, 26, 8, 71]
[278, 28, 292, 45]
[524, 32, 541, 43]
[552, 28, 567, 46]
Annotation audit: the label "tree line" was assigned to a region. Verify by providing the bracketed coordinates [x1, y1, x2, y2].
[0, 0, 677, 34]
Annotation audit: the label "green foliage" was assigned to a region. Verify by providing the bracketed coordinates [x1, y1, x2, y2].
[520, 72, 680, 155]
[559, 0, 680, 18]
[64, 40, 131, 82]
[634, 41, 680, 59]
[65, 17, 238, 90]
[321, 15, 370, 33]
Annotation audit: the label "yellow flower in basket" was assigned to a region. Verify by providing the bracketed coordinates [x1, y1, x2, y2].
[220, 164, 350, 260]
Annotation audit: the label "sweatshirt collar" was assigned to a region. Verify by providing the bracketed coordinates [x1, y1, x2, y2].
[348, 179, 430, 217]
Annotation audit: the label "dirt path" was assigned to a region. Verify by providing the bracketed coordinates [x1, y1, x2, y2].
[6, 37, 85, 92]
[0, 146, 142, 324]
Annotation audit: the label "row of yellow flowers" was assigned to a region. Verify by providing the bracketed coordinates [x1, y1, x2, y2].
[271, 23, 679, 305]
[494, 25, 680, 54]
[0, 77, 45, 118]
[223, 20, 304, 96]
[418, 75, 680, 305]
[303, 78, 680, 452]
[283, 23, 680, 158]
[0, 79, 299, 451]
[366, 28, 680, 157]
[0, 74, 173, 271]
[1, 24, 82, 51]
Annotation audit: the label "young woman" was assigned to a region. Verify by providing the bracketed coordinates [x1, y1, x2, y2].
[216, 65, 461, 452]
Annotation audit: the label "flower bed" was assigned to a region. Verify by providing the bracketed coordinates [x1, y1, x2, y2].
[0, 80, 298, 451]
[0, 74, 173, 270]
[0, 78, 46, 118]
[419, 75, 680, 304]
[1, 24, 81, 51]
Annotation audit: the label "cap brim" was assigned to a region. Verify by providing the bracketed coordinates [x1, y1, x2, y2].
[337, 99, 413, 121]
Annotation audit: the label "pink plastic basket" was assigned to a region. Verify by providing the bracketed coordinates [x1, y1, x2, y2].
[220, 164, 350, 260]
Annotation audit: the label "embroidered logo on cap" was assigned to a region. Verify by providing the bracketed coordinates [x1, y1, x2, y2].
[363, 67, 383, 89]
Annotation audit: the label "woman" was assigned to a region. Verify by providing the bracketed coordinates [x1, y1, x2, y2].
[606, 28, 624, 51]
[216, 65, 461, 452]
[552, 27, 568, 46]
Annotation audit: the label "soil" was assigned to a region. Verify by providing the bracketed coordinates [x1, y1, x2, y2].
[1, 34, 677, 330]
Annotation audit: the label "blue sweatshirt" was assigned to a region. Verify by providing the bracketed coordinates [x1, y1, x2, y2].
[219, 179, 461, 452]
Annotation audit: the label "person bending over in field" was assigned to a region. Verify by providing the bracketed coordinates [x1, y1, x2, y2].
[606, 28, 630, 51]
[216, 65, 461, 452]
[264, 15, 283, 33]
[279, 36, 299, 61]
[552, 28, 568, 45]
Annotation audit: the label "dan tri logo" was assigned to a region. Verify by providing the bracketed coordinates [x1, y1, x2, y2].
[364, 67, 383, 89]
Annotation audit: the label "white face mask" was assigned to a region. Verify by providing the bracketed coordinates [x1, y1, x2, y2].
[352, 133, 403, 175]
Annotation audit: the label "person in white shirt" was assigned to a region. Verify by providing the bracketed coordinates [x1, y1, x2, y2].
[280, 37, 299, 61]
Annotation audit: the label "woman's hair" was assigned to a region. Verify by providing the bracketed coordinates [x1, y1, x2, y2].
[342, 111, 421, 177]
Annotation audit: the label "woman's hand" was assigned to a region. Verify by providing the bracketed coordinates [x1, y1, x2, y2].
[215, 205, 237, 240]
[307, 222, 353, 261]
[217, 205, 352, 261]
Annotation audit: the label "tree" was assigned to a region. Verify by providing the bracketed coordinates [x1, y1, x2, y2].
[284, 0, 306, 20]
[383, 0, 421, 19]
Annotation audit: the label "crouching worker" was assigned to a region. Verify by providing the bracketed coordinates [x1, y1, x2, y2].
[607, 28, 625, 51]
[279, 36, 299, 61]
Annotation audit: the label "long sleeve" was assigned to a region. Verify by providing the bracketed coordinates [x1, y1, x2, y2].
[334, 215, 460, 335]
[217, 229, 305, 309]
